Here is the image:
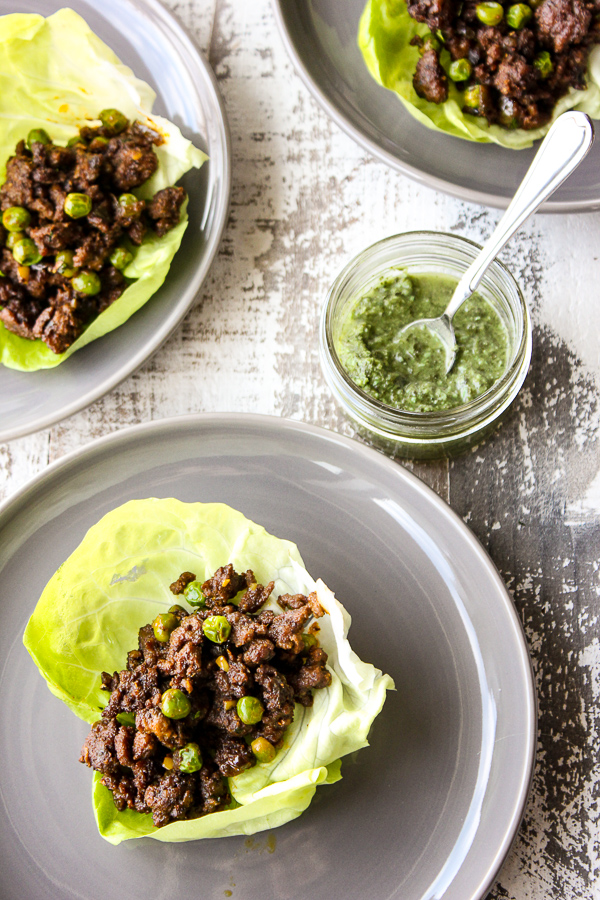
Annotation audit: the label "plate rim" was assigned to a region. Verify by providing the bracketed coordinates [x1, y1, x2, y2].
[270, 0, 598, 212]
[0, 0, 232, 444]
[0, 411, 537, 900]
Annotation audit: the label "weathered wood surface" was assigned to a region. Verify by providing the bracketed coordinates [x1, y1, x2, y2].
[1, 1, 600, 896]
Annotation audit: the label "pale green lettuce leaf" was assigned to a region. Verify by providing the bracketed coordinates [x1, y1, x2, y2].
[0, 9, 206, 370]
[23, 499, 394, 844]
[359, 0, 600, 148]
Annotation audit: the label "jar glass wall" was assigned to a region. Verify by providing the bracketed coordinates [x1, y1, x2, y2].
[319, 231, 532, 459]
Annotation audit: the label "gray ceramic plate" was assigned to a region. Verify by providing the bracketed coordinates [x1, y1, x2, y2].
[272, 0, 600, 210]
[0, 414, 535, 900]
[0, 0, 231, 443]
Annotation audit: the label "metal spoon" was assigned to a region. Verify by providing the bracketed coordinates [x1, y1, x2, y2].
[399, 110, 594, 373]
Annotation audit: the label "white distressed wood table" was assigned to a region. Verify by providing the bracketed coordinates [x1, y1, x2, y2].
[2, 1, 600, 897]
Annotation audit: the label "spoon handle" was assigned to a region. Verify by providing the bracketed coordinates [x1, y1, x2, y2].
[444, 110, 594, 319]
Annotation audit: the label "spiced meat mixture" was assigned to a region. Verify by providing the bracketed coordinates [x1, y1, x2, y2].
[80, 565, 332, 828]
[0, 112, 186, 354]
[408, 0, 600, 129]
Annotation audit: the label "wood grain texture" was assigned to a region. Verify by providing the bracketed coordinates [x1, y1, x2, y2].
[1, 0, 600, 896]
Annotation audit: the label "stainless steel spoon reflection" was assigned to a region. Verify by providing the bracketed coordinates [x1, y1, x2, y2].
[399, 110, 594, 373]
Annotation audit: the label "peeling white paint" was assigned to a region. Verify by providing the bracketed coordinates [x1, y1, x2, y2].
[566, 465, 600, 522]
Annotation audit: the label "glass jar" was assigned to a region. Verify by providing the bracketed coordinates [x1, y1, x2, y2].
[319, 231, 532, 459]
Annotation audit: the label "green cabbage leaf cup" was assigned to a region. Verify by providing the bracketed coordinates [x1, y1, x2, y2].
[0, 9, 206, 370]
[359, 0, 600, 148]
[23, 498, 394, 844]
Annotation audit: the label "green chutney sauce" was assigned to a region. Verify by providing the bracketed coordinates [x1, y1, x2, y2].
[337, 270, 509, 413]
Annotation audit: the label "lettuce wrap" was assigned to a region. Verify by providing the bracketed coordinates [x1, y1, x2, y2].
[0, 9, 206, 370]
[23, 498, 394, 844]
[358, 0, 600, 147]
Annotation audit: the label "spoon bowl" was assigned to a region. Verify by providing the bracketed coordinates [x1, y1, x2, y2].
[399, 312, 457, 372]
[399, 110, 594, 374]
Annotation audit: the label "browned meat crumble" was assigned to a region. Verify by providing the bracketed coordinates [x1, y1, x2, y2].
[80, 564, 332, 829]
[0, 117, 186, 354]
[407, 0, 600, 129]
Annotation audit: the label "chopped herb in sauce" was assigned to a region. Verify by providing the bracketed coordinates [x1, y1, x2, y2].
[338, 270, 509, 412]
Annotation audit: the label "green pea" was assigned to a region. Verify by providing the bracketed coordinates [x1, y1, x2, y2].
[475, 2, 504, 25]
[251, 737, 276, 763]
[54, 249, 77, 277]
[237, 696, 264, 725]
[203, 615, 231, 643]
[448, 58, 472, 81]
[161, 688, 191, 720]
[90, 136, 110, 148]
[463, 84, 484, 109]
[13, 238, 41, 266]
[6, 231, 25, 250]
[72, 271, 101, 296]
[302, 633, 319, 650]
[534, 51, 553, 78]
[99, 109, 129, 134]
[169, 604, 187, 615]
[116, 711, 136, 727]
[2, 207, 31, 232]
[27, 128, 51, 149]
[118, 193, 140, 214]
[506, 3, 533, 27]
[64, 192, 92, 219]
[67, 135, 86, 148]
[153, 611, 179, 642]
[109, 246, 134, 270]
[184, 580, 206, 607]
[177, 742, 203, 773]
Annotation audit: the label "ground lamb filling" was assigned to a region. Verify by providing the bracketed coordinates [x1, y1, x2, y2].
[0, 113, 186, 354]
[408, 0, 600, 129]
[79, 564, 333, 829]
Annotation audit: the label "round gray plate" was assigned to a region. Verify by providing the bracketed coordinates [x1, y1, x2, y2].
[0, 414, 535, 900]
[0, 0, 231, 442]
[272, 0, 600, 209]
